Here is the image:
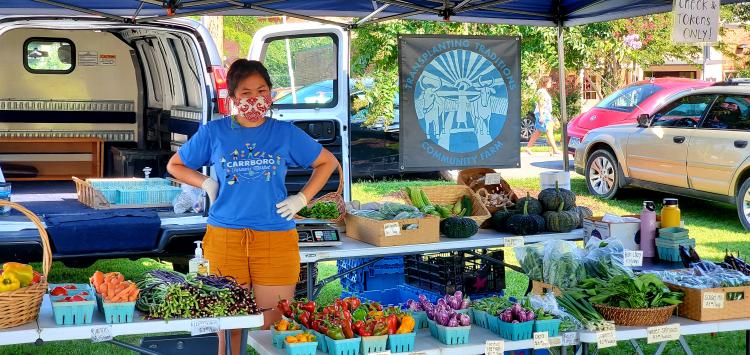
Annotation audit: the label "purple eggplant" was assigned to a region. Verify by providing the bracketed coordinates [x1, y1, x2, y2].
[526, 310, 535, 321]
[455, 291, 463, 300]
[458, 313, 471, 326]
[447, 317, 459, 327]
[460, 298, 470, 310]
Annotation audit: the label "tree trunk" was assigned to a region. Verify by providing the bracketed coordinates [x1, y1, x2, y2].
[203, 16, 224, 59]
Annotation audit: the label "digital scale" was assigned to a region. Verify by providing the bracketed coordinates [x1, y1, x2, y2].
[295, 219, 343, 247]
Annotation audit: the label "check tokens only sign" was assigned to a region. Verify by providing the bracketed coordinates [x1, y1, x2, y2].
[672, 0, 719, 43]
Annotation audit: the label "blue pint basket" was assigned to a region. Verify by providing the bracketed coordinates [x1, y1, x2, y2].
[427, 319, 438, 337]
[471, 309, 489, 328]
[434, 324, 471, 345]
[359, 335, 388, 355]
[412, 311, 429, 329]
[49, 284, 96, 326]
[284, 340, 318, 355]
[534, 319, 561, 337]
[498, 320, 534, 341]
[387, 331, 416, 353]
[486, 314, 501, 335]
[272, 328, 304, 349]
[309, 329, 329, 353]
[96, 293, 136, 324]
[325, 336, 361, 355]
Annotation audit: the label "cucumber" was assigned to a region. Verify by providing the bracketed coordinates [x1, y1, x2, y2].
[420, 189, 432, 207]
[462, 195, 473, 216]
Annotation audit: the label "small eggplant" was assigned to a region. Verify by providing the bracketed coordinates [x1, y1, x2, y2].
[447, 317, 459, 327]
[458, 313, 470, 326]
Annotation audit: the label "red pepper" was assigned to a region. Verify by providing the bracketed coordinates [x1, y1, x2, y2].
[302, 300, 316, 313]
[385, 314, 398, 335]
[299, 311, 311, 329]
[311, 319, 322, 332]
[341, 319, 354, 339]
[343, 309, 352, 322]
[319, 322, 329, 334]
[352, 320, 365, 336]
[366, 320, 376, 335]
[277, 299, 292, 318]
[373, 320, 388, 336]
[345, 297, 361, 311]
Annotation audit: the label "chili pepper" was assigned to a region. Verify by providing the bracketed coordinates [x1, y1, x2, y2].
[299, 311, 311, 329]
[353, 320, 366, 335]
[341, 319, 354, 339]
[368, 310, 384, 320]
[385, 314, 398, 335]
[311, 319, 322, 332]
[342, 309, 352, 322]
[373, 320, 388, 336]
[302, 300, 316, 313]
[277, 299, 292, 318]
[396, 315, 415, 334]
[345, 297, 361, 311]
[325, 323, 345, 340]
[319, 322, 329, 335]
[336, 298, 349, 311]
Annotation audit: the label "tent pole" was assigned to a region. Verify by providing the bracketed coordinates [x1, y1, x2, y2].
[29, 0, 125, 22]
[557, 24, 570, 172]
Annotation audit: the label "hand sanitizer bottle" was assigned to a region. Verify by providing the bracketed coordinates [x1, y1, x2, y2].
[189, 241, 209, 276]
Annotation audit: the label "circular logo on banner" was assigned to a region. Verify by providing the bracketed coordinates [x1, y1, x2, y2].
[414, 49, 509, 153]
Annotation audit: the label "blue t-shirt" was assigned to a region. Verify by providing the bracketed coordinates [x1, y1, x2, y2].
[178, 117, 323, 231]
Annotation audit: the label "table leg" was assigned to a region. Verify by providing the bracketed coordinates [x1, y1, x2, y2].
[654, 341, 668, 355]
[629, 339, 645, 355]
[678, 336, 693, 355]
[581, 342, 589, 355]
[561, 346, 567, 355]
[224, 329, 233, 355]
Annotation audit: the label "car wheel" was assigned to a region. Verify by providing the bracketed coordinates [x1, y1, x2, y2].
[736, 177, 750, 230]
[585, 149, 620, 199]
[520, 117, 535, 141]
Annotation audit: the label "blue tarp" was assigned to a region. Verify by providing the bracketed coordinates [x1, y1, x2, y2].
[0, 0, 746, 27]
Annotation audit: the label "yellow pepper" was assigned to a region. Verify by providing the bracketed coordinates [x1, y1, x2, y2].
[396, 315, 415, 334]
[3, 262, 33, 287]
[0, 273, 21, 292]
[368, 310, 384, 320]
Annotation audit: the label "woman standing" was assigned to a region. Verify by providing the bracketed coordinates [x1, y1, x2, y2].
[525, 76, 561, 156]
[167, 59, 338, 354]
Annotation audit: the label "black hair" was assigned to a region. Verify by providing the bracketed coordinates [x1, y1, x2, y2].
[227, 59, 273, 97]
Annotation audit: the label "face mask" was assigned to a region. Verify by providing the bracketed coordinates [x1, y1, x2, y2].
[232, 93, 272, 122]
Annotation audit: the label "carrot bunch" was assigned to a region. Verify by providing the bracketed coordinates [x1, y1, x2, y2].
[90, 271, 140, 303]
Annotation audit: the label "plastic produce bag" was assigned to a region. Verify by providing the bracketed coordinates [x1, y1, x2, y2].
[515, 244, 544, 281]
[530, 293, 583, 331]
[542, 240, 586, 289]
[173, 184, 204, 214]
[583, 237, 633, 279]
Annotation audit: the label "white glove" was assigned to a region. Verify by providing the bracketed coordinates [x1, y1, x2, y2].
[201, 178, 219, 205]
[276, 193, 308, 221]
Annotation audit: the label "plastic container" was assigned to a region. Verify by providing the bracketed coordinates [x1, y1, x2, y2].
[427, 319, 438, 337]
[471, 309, 489, 328]
[486, 314, 501, 334]
[640, 201, 657, 258]
[49, 284, 96, 326]
[309, 329, 329, 353]
[387, 331, 416, 353]
[534, 319, 561, 337]
[359, 335, 388, 355]
[434, 323, 471, 345]
[338, 257, 405, 292]
[656, 238, 696, 262]
[659, 227, 689, 240]
[660, 198, 681, 229]
[498, 320, 534, 341]
[325, 336, 361, 355]
[412, 311, 429, 329]
[116, 185, 181, 205]
[95, 293, 135, 324]
[284, 340, 318, 355]
[272, 328, 304, 348]
[404, 249, 505, 296]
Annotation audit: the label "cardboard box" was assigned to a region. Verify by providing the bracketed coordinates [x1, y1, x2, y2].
[666, 282, 750, 321]
[344, 214, 440, 247]
[531, 280, 561, 296]
[582, 215, 642, 251]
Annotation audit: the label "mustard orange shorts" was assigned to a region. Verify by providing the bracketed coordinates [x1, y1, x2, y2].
[202, 224, 301, 286]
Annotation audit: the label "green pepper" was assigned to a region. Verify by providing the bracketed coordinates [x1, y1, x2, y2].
[352, 308, 367, 321]
[326, 324, 346, 340]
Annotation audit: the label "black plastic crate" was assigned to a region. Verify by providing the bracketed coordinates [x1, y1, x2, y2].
[295, 263, 318, 298]
[110, 147, 173, 178]
[404, 249, 505, 296]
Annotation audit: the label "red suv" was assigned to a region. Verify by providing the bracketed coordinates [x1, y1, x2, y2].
[567, 77, 712, 153]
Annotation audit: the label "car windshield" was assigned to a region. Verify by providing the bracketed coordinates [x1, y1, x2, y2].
[595, 83, 663, 112]
[274, 80, 334, 105]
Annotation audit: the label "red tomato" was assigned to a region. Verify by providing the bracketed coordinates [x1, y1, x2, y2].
[32, 271, 41, 284]
[70, 295, 85, 302]
[50, 287, 68, 296]
[79, 291, 89, 296]
[63, 296, 73, 302]
[63, 285, 78, 290]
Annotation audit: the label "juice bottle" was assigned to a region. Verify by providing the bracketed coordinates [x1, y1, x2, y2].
[660, 198, 681, 229]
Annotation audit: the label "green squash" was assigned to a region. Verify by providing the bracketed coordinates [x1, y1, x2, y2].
[490, 206, 516, 232]
[543, 201, 580, 233]
[440, 216, 479, 238]
[515, 192, 543, 215]
[505, 199, 545, 236]
[575, 206, 593, 228]
[538, 181, 576, 212]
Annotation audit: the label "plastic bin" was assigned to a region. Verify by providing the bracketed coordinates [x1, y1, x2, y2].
[359, 335, 388, 355]
[96, 293, 136, 324]
[387, 331, 416, 353]
[49, 284, 96, 326]
[404, 249, 505, 296]
[498, 320, 534, 341]
[486, 314, 501, 335]
[272, 328, 304, 349]
[325, 336, 361, 355]
[309, 329, 329, 353]
[534, 319, 561, 337]
[434, 324, 471, 345]
[338, 257, 405, 292]
[284, 341, 318, 355]
[340, 284, 440, 307]
[412, 311, 429, 329]
[656, 238, 696, 262]
[471, 309, 489, 328]
[116, 185, 181, 205]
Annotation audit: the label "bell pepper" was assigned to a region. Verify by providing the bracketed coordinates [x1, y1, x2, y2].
[298, 311, 311, 329]
[373, 320, 388, 336]
[341, 319, 354, 339]
[386, 314, 399, 335]
[275, 319, 290, 331]
[344, 297, 361, 311]
[277, 299, 292, 318]
[301, 300, 316, 313]
[326, 323, 346, 340]
[368, 310, 384, 320]
[352, 308, 367, 321]
[0, 273, 21, 293]
[311, 318, 322, 332]
[336, 298, 349, 311]
[2, 262, 33, 288]
[396, 315, 415, 334]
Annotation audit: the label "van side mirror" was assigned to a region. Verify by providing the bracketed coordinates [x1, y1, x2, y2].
[637, 114, 651, 127]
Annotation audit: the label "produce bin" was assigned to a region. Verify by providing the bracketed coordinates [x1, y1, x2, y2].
[309, 329, 329, 352]
[325, 336, 361, 355]
[434, 323, 471, 345]
[666, 282, 750, 321]
[534, 319, 561, 337]
[359, 334, 387, 355]
[272, 328, 304, 349]
[96, 293, 136, 324]
[404, 249, 505, 296]
[387, 331, 416, 353]
[344, 214, 440, 247]
[338, 257, 405, 292]
[407, 185, 491, 227]
[658, 227, 689, 240]
[471, 309, 489, 328]
[412, 311, 429, 329]
[656, 238, 695, 262]
[498, 320, 534, 340]
[49, 284, 97, 326]
[284, 340, 318, 355]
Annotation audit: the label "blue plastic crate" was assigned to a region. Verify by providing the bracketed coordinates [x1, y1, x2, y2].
[341, 284, 441, 307]
[338, 257, 405, 292]
[387, 331, 416, 353]
[434, 324, 471, 345]
[116, 185, 181, 205]
[359, 335, 387, 355]
[325, 336, 361, 355]
[534, 319, 561, 337]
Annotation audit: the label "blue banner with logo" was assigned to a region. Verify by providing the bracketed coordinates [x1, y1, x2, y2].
[399, 35, 521, 170]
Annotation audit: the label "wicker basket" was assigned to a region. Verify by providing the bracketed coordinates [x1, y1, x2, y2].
[0, 200, 51, 329]
[457, 168, 518, 214]
[295, 161, 346, 224]
[593, 304, 677, 326]
[405, 185, 491, 227]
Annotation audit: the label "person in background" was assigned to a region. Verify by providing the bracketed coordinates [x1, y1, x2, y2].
[167, 59, 338, 355]
[525, 76, 561, 156]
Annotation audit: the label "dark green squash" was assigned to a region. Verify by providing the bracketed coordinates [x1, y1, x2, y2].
[505, 199, 545, 236]
[440, 217, 479, 238]
[543, 201, 580, 233]
[490, 206, 516, 232]
[515, 192, 543, 215]
[575, 206, 593, 228]
[538, 181, 576, 211]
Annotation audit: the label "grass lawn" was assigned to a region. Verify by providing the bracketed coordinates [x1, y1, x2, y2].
[1, 175, 747, 354]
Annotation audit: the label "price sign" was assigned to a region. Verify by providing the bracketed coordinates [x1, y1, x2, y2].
[647, 324, 680, 344]
[562, 332, 580, 346]
[369, 352, 392, 355]
[191, 318, 220, 336]
[485, 173, 504, 185]
[383, 222, 401, 237]
[596, 330, 617, 349]
[703, 292, 725, 309]
[549, 336, 562, 347]
[90, 325, 113, 343]
[623, 250, 644, 267]
[485, 340, 505, 355]
[504, 236, 524, 247]
[533, 332, 550, 349]
[408, 352, 428, 355]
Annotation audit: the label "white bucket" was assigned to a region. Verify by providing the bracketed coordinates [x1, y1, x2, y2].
[540, 171, 571, 190]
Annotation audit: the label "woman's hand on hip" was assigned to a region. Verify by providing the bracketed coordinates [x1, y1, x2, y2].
[201, 177, 219, 205]
[276, 193, 308, 220]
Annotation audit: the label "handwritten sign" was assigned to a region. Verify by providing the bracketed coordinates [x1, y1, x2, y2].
[369, 351, 392, 355]
[191, 318, 220, 336]
[408, 352, 428, 355]
[504, 236, 524, 247]
[90, 325, 113, 343]
[485, 173, 504, 185]
[549, 336, 562, 347]
[562, 332, 580, 346]
[672, 0, 719, 43]
[647, 324, 680, 344]
[384, 222, 401, 237]
[485, 340, 505, 355]
[703, 292, 725, 309]
[596, 330, 617, 349]
[533, 332, 550, 349]
[623, 250, 644, 267]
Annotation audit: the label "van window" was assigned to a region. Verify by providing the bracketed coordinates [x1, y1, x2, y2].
[263, 34, 338, 109]
[24, 38, 75, 74]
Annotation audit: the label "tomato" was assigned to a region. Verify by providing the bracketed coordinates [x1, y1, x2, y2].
[32, 271, 41, 284]
[70, 295, 85, 302]
[50, 286, 68, 296]
[79, 291, 89, 296]
[63, 285, 78, 290]
[63, 296, 73, 302]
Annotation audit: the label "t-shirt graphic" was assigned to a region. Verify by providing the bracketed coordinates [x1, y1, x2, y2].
[221, 143, 283, 185]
